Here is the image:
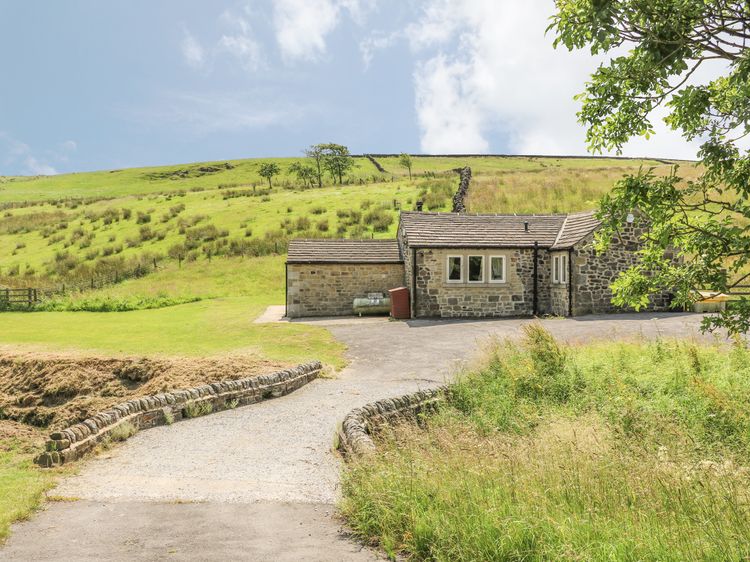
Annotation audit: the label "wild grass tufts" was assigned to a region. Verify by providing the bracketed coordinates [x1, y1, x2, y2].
[341, 328, 750, 561]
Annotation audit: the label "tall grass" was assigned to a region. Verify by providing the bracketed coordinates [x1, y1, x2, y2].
[342, 327, 750, 561]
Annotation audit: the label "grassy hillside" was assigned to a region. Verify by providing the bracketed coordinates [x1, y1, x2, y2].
[0, 155, 689, 290]
[342, 327, 750, 561]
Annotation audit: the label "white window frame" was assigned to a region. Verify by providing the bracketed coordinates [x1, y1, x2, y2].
[467, 255, 485, 283]
[553, 254, 568, 284]
[489, 255, 507, 284]
[446, 255, 463, 283]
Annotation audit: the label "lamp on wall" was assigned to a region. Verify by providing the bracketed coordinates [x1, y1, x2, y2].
[626, 213, 635, 223]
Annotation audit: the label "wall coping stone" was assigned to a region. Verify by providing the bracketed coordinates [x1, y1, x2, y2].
[36, 361, 322, 467]
[338, 386, 446, 456]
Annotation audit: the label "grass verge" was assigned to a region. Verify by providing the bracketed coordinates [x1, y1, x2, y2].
[341, 326, 750, 561]
[0, 425, 57, 542]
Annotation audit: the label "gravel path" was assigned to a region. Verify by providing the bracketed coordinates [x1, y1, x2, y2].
[1, 312, 711, 560]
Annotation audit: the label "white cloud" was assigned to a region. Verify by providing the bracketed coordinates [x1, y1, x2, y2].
[414, 55, 487, 153]
[0, 132, 57, 175]
[273, 0, 374, 63]
[407, 0, 701, 159]
[141, 92, 307, 135]
[217, 8, 264, 71]
[180, 27, 206, 69]
[359, 30, 401, 69]
[24, 156, 57, 176]
[60, 140, 77, 152]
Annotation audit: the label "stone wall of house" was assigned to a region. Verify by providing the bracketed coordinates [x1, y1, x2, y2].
[549, 250, 570, 316]
[286, 263, 405, 318]
[571, 225, 674, 315]
[413, 247, 551, 317]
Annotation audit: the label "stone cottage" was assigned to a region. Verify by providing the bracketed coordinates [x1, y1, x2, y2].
[285, 210, 673, 318]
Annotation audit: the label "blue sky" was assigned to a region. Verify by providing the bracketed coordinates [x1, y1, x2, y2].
[0, 1, 697, 176]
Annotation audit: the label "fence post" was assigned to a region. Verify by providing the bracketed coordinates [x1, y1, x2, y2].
[27, 287, 32, 307]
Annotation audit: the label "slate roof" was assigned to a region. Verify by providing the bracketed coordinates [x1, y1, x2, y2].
[287, 239, 403, 264]
[398, 211, 601, 249]
[551, 211, 601, 250]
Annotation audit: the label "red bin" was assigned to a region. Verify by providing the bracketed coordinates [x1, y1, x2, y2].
[388, 287, 411, 319]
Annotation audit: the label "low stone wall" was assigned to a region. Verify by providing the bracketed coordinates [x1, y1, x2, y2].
[451, 166, 472, 213]
[365, 154, 387, 173]
[338, 387, 445, 456]
[36, 361, 322, 467]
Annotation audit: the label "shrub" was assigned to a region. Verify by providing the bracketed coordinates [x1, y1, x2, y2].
[136, 212, 151, 224]
[109, 421, 137, 442]
[363, 209, 394, 232]
[295, 216, 311, 231]
[316, 219, 329, 232]
[184, 401, 213, 418]
[310, 206, 326, 215]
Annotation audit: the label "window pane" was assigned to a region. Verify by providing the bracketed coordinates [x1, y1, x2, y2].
[448, 257, 462, 281]
[468, 256, 483, 281]
[561, 256, 567, 283]
[553, 256, 559, 282]
[491, 257, 504, 281]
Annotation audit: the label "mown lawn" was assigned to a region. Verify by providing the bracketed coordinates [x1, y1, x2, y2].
[342, 327, 750, 561]
[0, 256, 345, 367]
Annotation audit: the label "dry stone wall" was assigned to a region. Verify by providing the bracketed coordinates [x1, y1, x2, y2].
[286, 263, 405, 317]
[36, 361, 322, 467]
[338, 387, 445, 456]
[451, 166, 472, 213]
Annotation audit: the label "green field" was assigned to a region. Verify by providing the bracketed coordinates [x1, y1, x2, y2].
[0, 153, 693, 542]
[342, 327, 750, 561]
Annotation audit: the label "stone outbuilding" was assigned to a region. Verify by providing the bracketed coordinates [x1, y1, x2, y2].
[285, 210, 674, 318]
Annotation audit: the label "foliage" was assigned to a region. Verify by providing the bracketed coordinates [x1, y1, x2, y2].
[34, 293, 202, 312]
[258, 162, 281, 188]
[398, 153, 413, 180]
[318, 143, 354, 184]
[551, 1, 750, 333]
[342, 328, 750, 560]
[288, 161, 317, 188]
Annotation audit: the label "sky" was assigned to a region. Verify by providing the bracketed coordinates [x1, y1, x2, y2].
[0, 0, 702, 176]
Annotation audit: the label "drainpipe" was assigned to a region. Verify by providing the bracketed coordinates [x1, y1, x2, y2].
[533, 241, 538, 316]
[567, 249, 573, 317]
[411, 247, 418, 318]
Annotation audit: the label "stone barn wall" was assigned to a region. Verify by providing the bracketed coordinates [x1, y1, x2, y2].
[571, 225, 674, 315]
[286, 262, 405, 318]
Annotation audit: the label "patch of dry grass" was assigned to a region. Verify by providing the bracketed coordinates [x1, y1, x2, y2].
[0, 351, 288, 430]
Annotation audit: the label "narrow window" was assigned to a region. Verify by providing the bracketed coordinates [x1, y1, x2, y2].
[468, 255, 484, 283]
[490, 256, 506, 283]
[552, 254, 568, 285]
[447, 256, 462, 282]
[553, 255, 560, 283]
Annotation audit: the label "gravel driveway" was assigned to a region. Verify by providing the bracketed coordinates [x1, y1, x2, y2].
[1, 312, 711, 561]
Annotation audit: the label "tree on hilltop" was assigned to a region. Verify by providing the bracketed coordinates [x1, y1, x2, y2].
[304, 144, 324, 188]
[552, 0, 750, 334]
[289, 161, 317, 189]
[258, 162, 280, 189]
[399, 153, 413, 180]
